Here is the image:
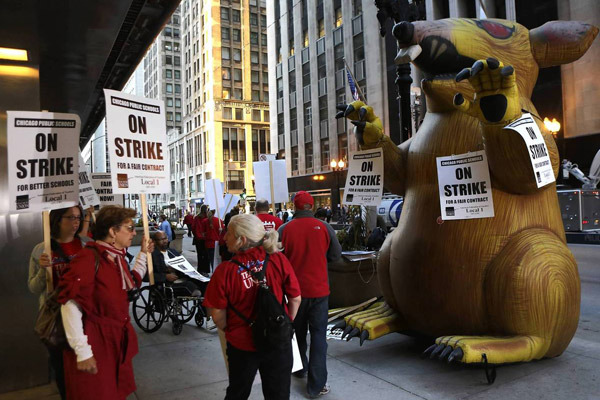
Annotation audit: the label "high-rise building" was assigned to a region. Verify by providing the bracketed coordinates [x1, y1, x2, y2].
[267, 0, 392, 208]
[174, 0, 270, 213]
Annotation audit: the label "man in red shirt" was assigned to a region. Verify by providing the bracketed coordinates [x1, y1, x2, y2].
[183, 211, 194, 237]
[278, 191, 341, 398]
[192, 205, 209, 274]
[255, 199, 283, 231]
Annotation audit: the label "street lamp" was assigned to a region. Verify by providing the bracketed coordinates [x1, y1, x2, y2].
[330, 158, 346, 222]
[544, 117, 561, 138]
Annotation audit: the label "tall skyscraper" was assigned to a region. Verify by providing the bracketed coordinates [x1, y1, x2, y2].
[173, 0, 270, 212]
[267, 0, 391, 208]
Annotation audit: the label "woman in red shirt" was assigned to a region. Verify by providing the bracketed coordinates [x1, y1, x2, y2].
[28, 205, 91, 399]
[57, 205, 153, 400]
[204, 214, 301, 400]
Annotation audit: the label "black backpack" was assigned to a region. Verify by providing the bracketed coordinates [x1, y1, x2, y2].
[229, 254, 294, 353]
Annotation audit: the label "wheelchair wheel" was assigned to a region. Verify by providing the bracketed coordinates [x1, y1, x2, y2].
[172, 321, 183, 335]
[170, 298, 196, 323]
[132, 286, 166, 333]
[195, 305, 205, 327]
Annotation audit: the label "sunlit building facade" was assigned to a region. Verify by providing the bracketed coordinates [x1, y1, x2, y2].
[170, 0, 270, 212]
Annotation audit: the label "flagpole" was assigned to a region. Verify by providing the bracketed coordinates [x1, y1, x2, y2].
[343, 58, 366, 102]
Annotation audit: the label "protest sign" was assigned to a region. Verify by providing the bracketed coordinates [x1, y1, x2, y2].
[343, 149, 384, 206]
[504, 113, 555, 188]
[219, 193, 240, 218]
[78, 153, 101, 208]
[165, 255, 209, 282]
[90, 173, 124, 206]
[104, 89, 170, 194]
[205, 179, 225, 217]
[7, 111, 80, 213]
[253, 160, 289, 205]
[436, 150, 494, 220]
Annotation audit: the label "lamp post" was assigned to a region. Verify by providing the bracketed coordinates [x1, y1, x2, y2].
[330, 158, 346, 222]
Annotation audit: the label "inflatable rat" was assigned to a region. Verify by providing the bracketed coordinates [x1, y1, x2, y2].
[337, 18, 598, 365]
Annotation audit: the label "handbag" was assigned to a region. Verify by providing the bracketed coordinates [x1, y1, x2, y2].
[34, 246, 99, 348]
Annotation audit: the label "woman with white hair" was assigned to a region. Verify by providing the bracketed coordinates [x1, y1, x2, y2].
[204, 214, 301, 400]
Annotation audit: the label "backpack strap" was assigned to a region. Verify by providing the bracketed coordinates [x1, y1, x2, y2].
[227, 253, 271, 326]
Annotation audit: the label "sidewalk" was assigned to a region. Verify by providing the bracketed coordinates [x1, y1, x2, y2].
[3, 240, 599, 400]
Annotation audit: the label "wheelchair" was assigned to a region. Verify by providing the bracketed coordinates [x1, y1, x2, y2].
[132, 283, 208, 335]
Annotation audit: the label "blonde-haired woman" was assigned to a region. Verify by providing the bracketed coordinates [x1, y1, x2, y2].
[204, 214, 301, 400]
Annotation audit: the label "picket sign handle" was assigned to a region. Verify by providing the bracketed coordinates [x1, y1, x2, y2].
[42, 211, 53, 293]
[141, 194, 154, 285]
[212, 179, 222, 233]
[269, 161, 275, 212]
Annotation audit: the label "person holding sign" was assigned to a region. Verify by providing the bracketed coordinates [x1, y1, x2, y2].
[28, 205, 91, 400]
[255, 199, 283, 231]
[203, 214, 301, 400]
[57, 205, 153, 400]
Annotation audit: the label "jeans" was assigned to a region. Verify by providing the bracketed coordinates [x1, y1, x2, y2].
[225, 342, 292, 400]
[293, 296, 328, 396]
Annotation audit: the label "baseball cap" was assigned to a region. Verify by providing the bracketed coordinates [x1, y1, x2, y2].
[293, 191, 314, 209]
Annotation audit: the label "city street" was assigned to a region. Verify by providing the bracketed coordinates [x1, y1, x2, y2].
[4, 236, 599, 400]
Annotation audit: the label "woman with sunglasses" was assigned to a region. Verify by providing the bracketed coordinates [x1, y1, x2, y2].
[28, 205, 91, 399]
[57, 205, 153, 400]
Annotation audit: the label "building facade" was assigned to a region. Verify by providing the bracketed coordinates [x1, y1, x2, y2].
[170, 0, 270, 213]
[267, 0, 391, 208]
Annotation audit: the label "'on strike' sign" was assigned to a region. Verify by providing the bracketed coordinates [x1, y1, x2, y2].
[104, 89, 170, 194]
[7, 111, 80, 213]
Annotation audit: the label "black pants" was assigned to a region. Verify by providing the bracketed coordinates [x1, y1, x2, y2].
[225, 342, 292, 400]
[47, 344, 66, 399]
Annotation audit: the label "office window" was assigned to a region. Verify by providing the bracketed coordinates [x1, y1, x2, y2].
[174, 28, 180, 38]
[233, 48, 242, 62]
[175, 112, 182, 122]
[234, 68, 242, 81]
[233, 88, 243, 100]
[233, 28, 241, 42]
[167, 98, 174, 107]
[222, 47, 230, 60]
[174, 70, 181, 79]
[165, 27, 172, 36]
[174, 56, 180, 66]
[251, 51, 259, 64]
[262, 52, 268, 64]
[166, 69, 172, 79]
[223, 107, 232, 119]
[167, 112, 173, 121]
[164, 41, 172, 51]
[221, 7, 230, 22]
[252, 109, 261, 121]
[261, 34, 267, 46]
[252, 129, 271, 161]
[175, 84, 181, 93]
[232, 9, 241, 22]
[251, 70, 259, 83]
[166, 83, 173, 93]
[250, 13, 258, 25]
[166, 55, 173, 65]
[175, 98, 181, 108]
[235, 108, 243, 120]
[252, 90, 260, 101]
[261, 14, 266, 26]
[221, 27, 230, 40]
[223, 89, 231, 99]
[250, 32, 258, 45]
[223, 68, 231, 80]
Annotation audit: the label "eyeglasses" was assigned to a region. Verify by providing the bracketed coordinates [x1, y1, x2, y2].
[62, 215, 82, 221]
[119, 225, 135, 232]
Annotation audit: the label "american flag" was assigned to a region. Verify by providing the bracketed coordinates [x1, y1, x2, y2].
[346, 67, 360, 101]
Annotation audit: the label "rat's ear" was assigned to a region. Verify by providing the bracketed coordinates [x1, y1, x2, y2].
[530, 21, 598, 68]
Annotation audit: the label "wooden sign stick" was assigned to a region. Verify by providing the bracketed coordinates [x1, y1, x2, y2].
[42, 211, 53, 293]
[141, 194, 154, 285]
[269, 161, 275, 211]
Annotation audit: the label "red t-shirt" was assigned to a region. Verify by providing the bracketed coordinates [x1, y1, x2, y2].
[256, 213, 283, 231]
[203, 247, 301, 351]
[280, 217, 331, 298]
[199, 217, 224, 248]
[51, 238, 84, 287]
